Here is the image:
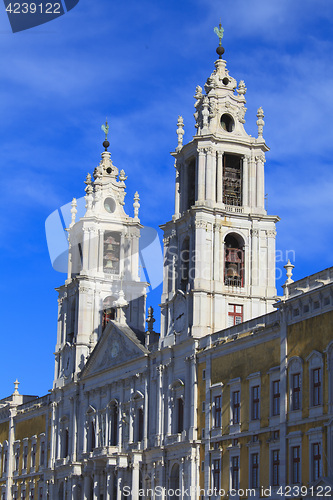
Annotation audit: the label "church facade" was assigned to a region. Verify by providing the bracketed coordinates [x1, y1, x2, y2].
[1, 39, 333, 500]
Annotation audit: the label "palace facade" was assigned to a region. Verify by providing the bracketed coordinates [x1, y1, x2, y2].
[1, 38, 332, 500]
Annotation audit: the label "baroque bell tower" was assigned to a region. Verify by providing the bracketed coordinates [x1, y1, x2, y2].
[160, 27, 279, 342]
[54, 124, 148, 388]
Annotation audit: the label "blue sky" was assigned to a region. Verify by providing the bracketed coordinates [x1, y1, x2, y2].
[0, 0, 333, 399]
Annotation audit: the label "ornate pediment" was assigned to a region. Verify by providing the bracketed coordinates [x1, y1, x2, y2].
[80, 322, 148, 378]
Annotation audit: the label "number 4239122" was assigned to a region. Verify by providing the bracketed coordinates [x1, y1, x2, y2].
[5, 3, 61, 14]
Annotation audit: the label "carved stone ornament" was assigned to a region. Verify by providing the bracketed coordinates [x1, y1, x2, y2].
[195, 220, 208, 229]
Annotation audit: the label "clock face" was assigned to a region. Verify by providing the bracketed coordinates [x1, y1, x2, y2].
[111, 341, 120, 358]
[104, 197, 116, 214]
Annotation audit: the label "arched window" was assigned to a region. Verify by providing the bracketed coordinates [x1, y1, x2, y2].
[86, 406, 96, 453]
[103, 232, 121, 274]
[170, 379, 185, 436]
[224, 233, 244, 287]
[102, 296, 116, 331]
[223, 154, 242, 206]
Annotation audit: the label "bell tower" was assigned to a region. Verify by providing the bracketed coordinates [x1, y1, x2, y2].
[160, 27, 279, 343]
[54, 124, 148, 388]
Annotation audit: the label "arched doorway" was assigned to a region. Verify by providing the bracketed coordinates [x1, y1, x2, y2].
[169, 463, 180, 499]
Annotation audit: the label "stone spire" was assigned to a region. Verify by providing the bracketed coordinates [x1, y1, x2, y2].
[176, 116, 184, 152]
[13, 379, 20, 395]
[256, 107, 265, 138]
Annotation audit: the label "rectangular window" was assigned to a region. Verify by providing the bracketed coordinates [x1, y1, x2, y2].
[23, 446, 28, 470]
[292, 373, 301, 411]
[272, 450, 280, 486]
[202, 401, 205, 412]
[292, 446, 300, 484]
[232, 391, 240, 424]
[214, 395, 222, 428]
[15, 448, 19, 471]
[31, 444, 36, 468]
[272, 380, 280, 416]
[312, 443, 322, 481]
[201, 461, 205, 472]
[251, 386, 260, 420]
[177, 399, 184, 434]
[231, 456, 239, 490]
[312, 368, 321, 406]
[228, 304, 243, 327]
[250, 453, 259, 489]
[213, 459, 221, 491]
[40, 441, 45, 467]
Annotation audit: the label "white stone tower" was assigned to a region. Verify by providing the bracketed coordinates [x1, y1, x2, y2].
[160, 33, 279, 342]
[54, 125, 148, 387]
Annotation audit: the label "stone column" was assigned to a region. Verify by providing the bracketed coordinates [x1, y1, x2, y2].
[205, 148, 213, 201]
[118, 402, 122, 452]
[83, 475, 90, 500]
[249, 153, 256, 208]
[279, 306, 288, 488]
[180, 458, 184, 497]
[132, 461, 140, 500]
[174, 161, 181, 216]
[105, 405, 110, 448]
[197, 149, 205, 202]
[129, 388, 134, 444]
[188, 353, 197, 441]
[242, 155, 249, 207]
[213, 224, 221, 282]
[69, 397, 74, 461]
[106, 468, 113, 500]
[256, 155, 265, 210]
[5, 406, 16, 500]
[131, 233, 140, 281]
[117, 469, 123, 500]
[250, 228, 259, 289]
[98, 229, 104, 273]
[93, 473, 99, 500]
[156, 366, 163, 443]
[49, 403, 57, 468]
[67, 240, 73, 280]
[82, 227, 89, 273]
[216, 151, 223, 203]
[88, 227, 98, 274]
[143, 376, 148, 449]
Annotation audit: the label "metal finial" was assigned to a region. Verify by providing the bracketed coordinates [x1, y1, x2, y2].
[214, 22, 224, 46]
[214, 22, 225, 58]
[101, 118, 110, 151]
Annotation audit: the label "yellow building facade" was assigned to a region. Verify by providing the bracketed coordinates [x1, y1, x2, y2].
[198, 267, 333, 498]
